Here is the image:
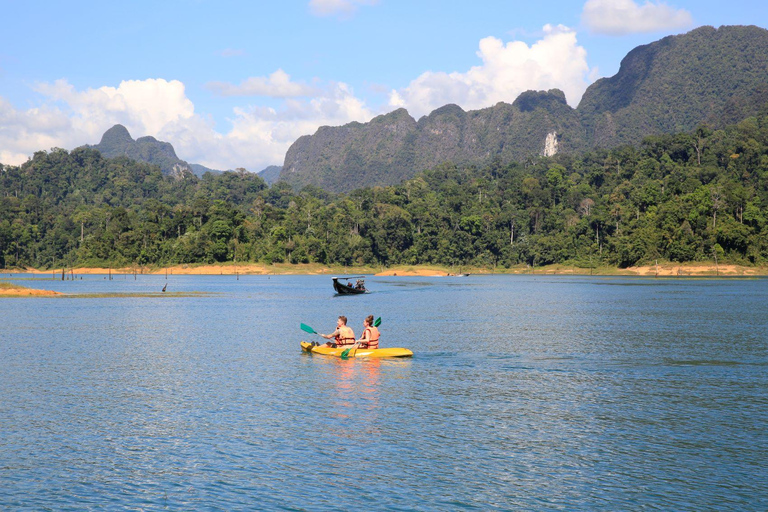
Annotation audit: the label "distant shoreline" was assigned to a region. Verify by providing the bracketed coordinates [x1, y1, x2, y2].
[5, 262, 767, 277]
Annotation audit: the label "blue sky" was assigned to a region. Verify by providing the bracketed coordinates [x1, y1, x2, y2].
[1, 0, 766, 171]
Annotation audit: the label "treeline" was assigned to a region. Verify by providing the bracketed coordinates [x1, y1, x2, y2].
[2, 115, 768, 269]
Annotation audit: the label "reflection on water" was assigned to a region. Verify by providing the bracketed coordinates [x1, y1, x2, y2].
[1, 274, 767, 509]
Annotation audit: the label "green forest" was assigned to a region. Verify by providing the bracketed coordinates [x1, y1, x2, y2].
[2, 114, 768, 270]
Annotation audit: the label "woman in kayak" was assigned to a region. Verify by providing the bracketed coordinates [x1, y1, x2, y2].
[320, 315, 356, 347]
[357, 315, 380, 349]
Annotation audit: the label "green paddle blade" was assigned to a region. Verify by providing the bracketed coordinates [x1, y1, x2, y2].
[374, 317, 381, 327]
[300, 323, 317, 334]
[340, 348, 351, 359]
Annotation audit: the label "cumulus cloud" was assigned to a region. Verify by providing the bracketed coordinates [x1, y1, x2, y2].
[1, 79, 195, 166]
[0, 78, 374, 172]
[33, 78, 195, 139]
[206, 69, 318, 98]
[582, 0, 693, 35]
[309, 0, 378, 18]
[186, 82, 373, 169]
[0, 97, 69, 165]
[389, 25, 592, 118]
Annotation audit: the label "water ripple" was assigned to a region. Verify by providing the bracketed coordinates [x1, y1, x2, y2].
[1, 274, 767, 509]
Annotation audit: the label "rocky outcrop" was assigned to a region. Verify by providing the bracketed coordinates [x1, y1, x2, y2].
[86, 125, 220, 178]
[543, 132, 558, 157]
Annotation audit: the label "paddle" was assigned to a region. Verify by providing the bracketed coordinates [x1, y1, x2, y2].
[300, 323, 325, 348]
[341, 317, 381, 359]
[300, 323, 319, 335]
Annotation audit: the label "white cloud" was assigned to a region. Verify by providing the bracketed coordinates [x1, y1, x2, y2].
[34, 78, 195, 139]
[309, 0, 377, 18]
[389, 25, 592, 118]
[0, 78, 374, 173]
[182, 81, 373, 170]
[206, 69, 318, 98]
[582, 0, 693, 35]
[0, 96, 81, 164]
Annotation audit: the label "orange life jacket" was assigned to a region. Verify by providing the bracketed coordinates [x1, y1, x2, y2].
[361, 326, 379, 349]
[335, 325, 356, 346]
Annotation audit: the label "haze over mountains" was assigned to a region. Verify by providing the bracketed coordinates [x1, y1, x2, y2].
[280, 25, 768, 192]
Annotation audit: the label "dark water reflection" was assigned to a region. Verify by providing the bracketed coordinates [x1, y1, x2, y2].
[1, 274, 767, 510]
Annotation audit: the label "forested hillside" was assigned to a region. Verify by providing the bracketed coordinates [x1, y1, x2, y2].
[2, 115, 767, 269]
[579, 25, 768, 148]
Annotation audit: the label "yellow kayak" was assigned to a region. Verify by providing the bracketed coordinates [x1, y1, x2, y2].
[300, 341, 413, 358]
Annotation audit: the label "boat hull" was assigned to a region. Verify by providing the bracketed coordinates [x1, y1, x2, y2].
[332, 278, 367, 294]
[301, 341, 413, 358]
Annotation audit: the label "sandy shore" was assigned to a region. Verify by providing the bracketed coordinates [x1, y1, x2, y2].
[375, 267, 451, 276]
[0, 285, 62, 297]
[624, 263, 761, 276]
[7, 262, 767, 277]
[15, 263, 337, 276]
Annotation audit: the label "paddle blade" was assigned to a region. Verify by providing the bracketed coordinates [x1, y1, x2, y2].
[340, 348, 351, 359]
[300, 323, 317, 334]
[374, 317, 381, 327]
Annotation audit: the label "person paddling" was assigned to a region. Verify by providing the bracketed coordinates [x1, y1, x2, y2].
[319, 315, 356, 348]
[357, 315, 380, 349]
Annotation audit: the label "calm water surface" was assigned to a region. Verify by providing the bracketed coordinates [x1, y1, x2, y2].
[1, 274, 767, 510]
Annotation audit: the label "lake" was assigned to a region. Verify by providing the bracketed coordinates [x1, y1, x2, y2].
[1, 274, 767, 510]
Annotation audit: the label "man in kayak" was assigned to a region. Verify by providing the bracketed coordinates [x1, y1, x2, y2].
[357, 315, 380, 349]
[319, 315, 356, 348]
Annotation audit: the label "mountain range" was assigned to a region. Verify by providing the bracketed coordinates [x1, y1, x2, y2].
[279, 25, 768, 192]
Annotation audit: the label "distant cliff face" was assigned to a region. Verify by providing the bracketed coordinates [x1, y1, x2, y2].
[280, 25, 768, 192]
[282, 108, 418, 191]
[281, 90, 583, 191]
